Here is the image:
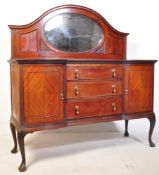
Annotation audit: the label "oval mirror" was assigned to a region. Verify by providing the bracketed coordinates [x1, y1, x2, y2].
[44, 13, 103, 52]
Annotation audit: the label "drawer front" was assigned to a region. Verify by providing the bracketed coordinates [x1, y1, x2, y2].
[67, 80, 122, 98]
[67, 64, 122, 80]
[67, 97, 122, 119]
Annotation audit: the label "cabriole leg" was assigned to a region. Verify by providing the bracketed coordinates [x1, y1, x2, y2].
[17, 132, 27, 172]
[148, 116, 156, 147]
[10, 123, 17, 153]
[124, 120, 129, 137]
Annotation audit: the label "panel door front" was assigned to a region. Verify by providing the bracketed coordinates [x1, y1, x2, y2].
[23, 65, 64, 124]
[124, 65, 153, 114]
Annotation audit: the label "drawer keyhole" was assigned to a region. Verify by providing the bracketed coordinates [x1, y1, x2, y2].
[60, 91, 64, 100]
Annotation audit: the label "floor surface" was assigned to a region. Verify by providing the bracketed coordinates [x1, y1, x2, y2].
[0, 119, 159, 175]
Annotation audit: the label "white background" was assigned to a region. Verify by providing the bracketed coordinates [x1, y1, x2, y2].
[0, 1, 159, 174]
[0, 0, 159, 122]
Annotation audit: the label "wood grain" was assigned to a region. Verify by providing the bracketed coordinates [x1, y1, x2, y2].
[23, 65, 64, 124]
[11, 64, 21, 122]
[124, 65, 153, 113]
[67, 64, 123, 80]
[67, 80, 122, 98]
[67, 97, 122, 119]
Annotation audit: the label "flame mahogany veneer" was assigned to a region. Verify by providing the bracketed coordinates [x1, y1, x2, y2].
[8, 5, 157, 172]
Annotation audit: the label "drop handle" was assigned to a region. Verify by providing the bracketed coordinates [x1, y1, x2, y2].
[112, 85, 116, 93]
[75, 105, 80, 115]
[112, 69, 116, 78]
[60, 91, 64, 100]
[112, 103, 117, 111]
[74, 69, 79, 79]
[74, 86, 80, 95]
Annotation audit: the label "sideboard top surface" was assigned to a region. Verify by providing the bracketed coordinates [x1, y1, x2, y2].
[8, 58, 157, 65]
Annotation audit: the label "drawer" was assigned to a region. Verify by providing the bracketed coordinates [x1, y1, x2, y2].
[67, 97, 122, 119]
[67, 80, 122, 98]
[67, 64, 122, 80]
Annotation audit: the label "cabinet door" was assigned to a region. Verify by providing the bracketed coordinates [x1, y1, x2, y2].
[124, 65, 153, 113]
[23, 65, 64, 124]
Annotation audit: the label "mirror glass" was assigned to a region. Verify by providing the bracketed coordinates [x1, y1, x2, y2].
[44, 13, 103, 52]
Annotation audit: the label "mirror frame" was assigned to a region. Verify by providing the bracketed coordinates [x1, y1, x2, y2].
[41, 6, 106, 53]
[43, 13, 104, 53]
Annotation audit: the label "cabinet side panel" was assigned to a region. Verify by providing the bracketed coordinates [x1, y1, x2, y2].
[11, 64, 21, 122]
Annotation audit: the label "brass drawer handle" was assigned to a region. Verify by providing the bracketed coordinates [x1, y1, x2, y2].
[60, 91, 64, 100]
[75, 105, 80, 115]
[112, 85, 116, 93]
[74, 86, 80, 95]
[112, 103, 116, 111]
[74, 69, 79, 79]
[112, 69, 116, 78]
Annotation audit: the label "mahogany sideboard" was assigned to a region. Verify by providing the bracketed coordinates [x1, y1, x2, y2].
[8, 5, 157, 172]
